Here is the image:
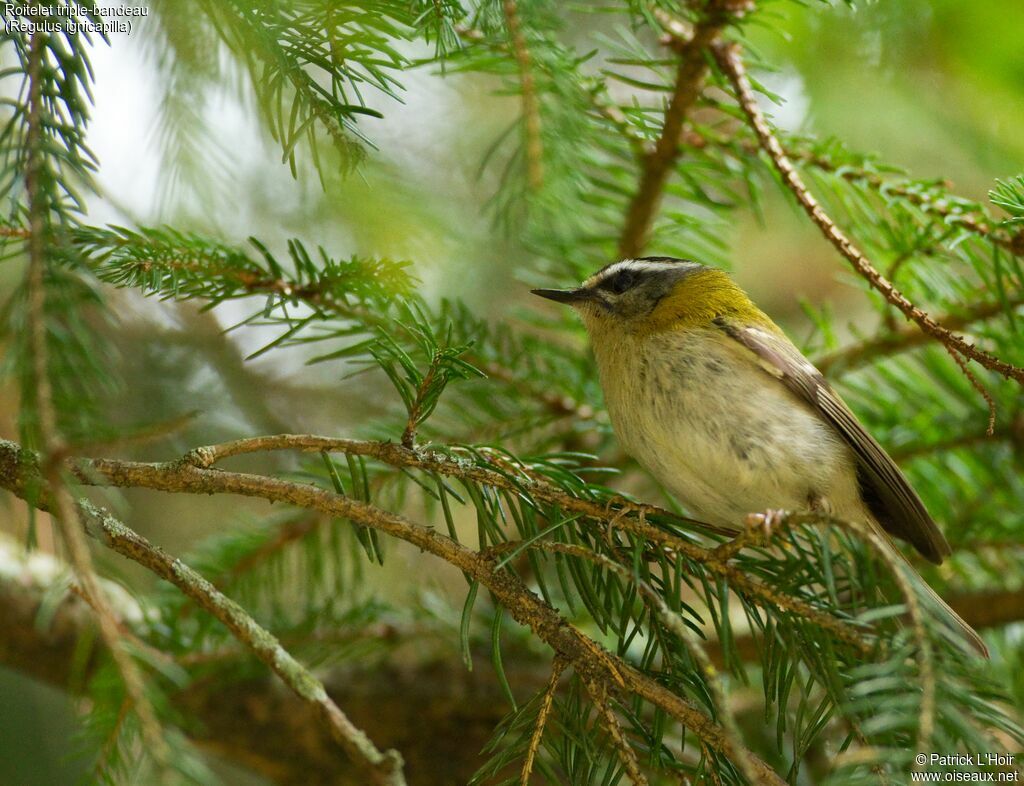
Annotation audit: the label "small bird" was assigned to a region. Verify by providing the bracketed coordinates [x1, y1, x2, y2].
[533, 257, 986, 656]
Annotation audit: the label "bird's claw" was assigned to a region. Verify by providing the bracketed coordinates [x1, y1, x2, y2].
[744, 508, 787, 543]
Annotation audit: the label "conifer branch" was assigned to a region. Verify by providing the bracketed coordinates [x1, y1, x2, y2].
[714, 41, 1024, 388]
[787, 146, 1024, 257]
[181, 432, 873, 649]
[584, 677, 649, 786]
[502, 0, 544, 191]
[520, 656, 565, 786]
[618, 2, 752, 258]
[76, 501, 407, 786]
[21, 28, 168, 768]
[816, 295, 1024, 374]
[0, 438, 789, 786]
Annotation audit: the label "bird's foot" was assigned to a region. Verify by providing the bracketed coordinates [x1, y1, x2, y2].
[713, 508, 789, 561]
[604, 498, 637, 543]
[744, 508, 788, 544]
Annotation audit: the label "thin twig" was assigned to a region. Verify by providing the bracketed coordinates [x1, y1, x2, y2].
[94, 697, 133, 778]
[714, 41, 1024, 388]
[584, 678, 649, 786]
[815, 296, 1024, 375]
[891, 414, 1023, 461]
[502, 0, 543, 191]
[77, 501, 407, 786]
[520, 656, 566, 786]
[402, 354, 440, 448]
[21, 28, 168, 767]
[943, 344, 997, 436]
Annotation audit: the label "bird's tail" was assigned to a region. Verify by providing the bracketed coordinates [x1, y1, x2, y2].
[880, 529, 988, 658]
[903, 564, 988, 658]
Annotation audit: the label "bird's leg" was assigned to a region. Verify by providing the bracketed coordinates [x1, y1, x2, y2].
[604, 499, 636, 546]
[806, 492, 834, 518]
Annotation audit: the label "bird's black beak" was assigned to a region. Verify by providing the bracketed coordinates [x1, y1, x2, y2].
[531, 288, 590, 305]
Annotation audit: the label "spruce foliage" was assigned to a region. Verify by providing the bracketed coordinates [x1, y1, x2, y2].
[1, 2, 1022, 784]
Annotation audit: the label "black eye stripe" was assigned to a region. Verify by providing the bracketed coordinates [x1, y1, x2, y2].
[599, 270, 636, 294]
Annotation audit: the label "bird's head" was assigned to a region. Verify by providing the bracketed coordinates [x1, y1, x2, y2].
[532, 257, 770, 337]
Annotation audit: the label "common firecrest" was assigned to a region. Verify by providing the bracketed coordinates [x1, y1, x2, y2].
[533, 257, 986, 656]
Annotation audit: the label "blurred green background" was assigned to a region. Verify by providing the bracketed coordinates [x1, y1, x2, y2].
[1, 1, 1022, 782]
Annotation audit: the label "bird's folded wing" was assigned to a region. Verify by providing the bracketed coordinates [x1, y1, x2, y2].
[714, 317, 951, 565]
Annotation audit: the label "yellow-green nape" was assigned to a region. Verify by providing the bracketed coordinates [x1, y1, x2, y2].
[643, 267, 776, 333]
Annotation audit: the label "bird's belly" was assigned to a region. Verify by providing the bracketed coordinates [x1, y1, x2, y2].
[600, 334, 859, 529]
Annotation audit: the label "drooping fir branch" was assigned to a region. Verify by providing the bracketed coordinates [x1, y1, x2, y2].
[4, 430, 1016, 781]
[191, 0, 417, 175]
[712, 41, 1024, 390]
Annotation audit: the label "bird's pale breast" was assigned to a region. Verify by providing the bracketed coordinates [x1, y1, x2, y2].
[592, 327, 867, 530]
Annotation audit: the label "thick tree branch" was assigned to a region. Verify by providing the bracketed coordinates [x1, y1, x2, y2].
[713, 41, 1024, 388]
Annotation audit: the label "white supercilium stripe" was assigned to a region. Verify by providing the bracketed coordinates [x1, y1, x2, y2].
[583, 258, 701, 288]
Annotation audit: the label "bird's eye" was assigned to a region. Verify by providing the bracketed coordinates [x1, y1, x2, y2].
[606, 270, 635, 294]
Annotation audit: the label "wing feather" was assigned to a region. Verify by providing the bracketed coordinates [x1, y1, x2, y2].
[714, 318, 950, 564]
